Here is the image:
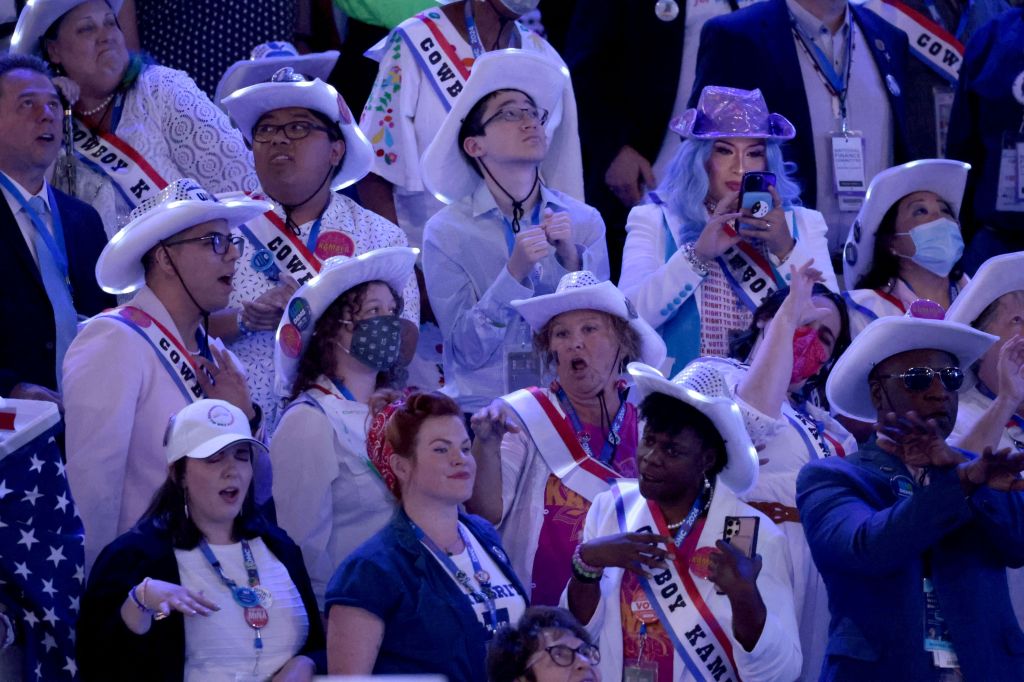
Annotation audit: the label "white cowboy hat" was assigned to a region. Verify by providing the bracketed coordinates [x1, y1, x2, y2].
[11, 0, 125, 56]
[214, 41, 339, 113]
[221, 71, 373, 190]
[627, 361, 759, 495]
[95, 178, 271, 295]
[841, 159, 970, 291]
[273, 246, 418, 397]
[826, 315, 996, 422]
[163, 399, 266, 465]
[420, 48, 569, 204]
[946, 253, 1024, 328]
[511, 271, 667, 369]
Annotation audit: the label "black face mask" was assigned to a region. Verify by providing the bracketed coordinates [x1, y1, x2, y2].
[346, 315, 402, 371]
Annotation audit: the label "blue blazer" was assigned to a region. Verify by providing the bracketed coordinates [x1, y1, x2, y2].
[796, 440, 1024, 681]
[690, 0, 912, 209]
[326, 510, 527, 682]
[0, 187, 112, 395]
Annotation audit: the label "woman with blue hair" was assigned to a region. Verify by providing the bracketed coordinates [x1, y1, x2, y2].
[620, 86, 836, 374]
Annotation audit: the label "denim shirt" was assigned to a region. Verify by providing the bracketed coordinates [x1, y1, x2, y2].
[325, 510, 528, 682]
[423, 183, 609, 412]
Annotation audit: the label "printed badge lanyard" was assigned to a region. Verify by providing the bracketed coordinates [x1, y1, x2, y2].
[415, 524, 500, 633]
[554, 383, 629, 465]
[0, 173, 71, 291]
[791, 16, 855, 132]
[199, 539, 271, 653]
[464, 0, 522, 57]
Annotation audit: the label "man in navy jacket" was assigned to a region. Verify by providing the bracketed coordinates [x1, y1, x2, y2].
[798, 314, 1024, 681]
[0, 54, 112, 403]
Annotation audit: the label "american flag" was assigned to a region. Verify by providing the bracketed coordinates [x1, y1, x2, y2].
[0, 423, 85, 681]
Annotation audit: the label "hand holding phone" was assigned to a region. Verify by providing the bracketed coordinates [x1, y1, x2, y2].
[739, 172, 777, 221]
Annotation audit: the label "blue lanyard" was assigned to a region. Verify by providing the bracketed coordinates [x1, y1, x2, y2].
[554, 384, 629, 465]
[414, 522, 499, 633]
[464, 0, 486, 57]
[790, 15, 853, 120]
[330, 377, 356, 401]
[198, 539, 266, 650]
[304, 215, 325, 252]
[0, 173, 70, 285]
[669, 486, 708, 547]
[501, 200, 543, 256]
[194, 328, 213, 362]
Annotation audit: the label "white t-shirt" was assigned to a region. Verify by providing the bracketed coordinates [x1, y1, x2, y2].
[175, 538, 309, 682]
[424, 523, 527, 635]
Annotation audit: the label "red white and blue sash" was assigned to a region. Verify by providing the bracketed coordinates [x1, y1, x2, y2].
[235, 203, 322, 286]
[396, 11, 472, 112]
[97, 307, 204, 403]
[612, 480, 741, 681]
[502, 388, 622, 502]
[716, 210, 797, 312]
[72, 119, 168, 210]
[861, 0, 964, 84]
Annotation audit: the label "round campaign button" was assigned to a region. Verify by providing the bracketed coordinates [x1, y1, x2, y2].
[288, 297, 313, 331]
[244, 605, 269, 629]
[120, 307, 152, 328]
[315, 231, 355, 260]
[630, 597, 660, 624]
[689, 546, 719, 580]
[655, 0, 680, 21]
[251, 248, 274, 272]
[279, 323, 303, 359]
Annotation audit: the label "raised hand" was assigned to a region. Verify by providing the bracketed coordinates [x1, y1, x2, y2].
[470, 400, 521, 449]
[958, 446, 1024, 493]
[604, 145, 656, 208]
[997, 335, 1024, 407]
[196, 346, 256, 420]
[876, 411, 964, 470]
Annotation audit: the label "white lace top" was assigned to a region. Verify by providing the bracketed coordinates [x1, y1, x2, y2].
[74, 65, 258, 238]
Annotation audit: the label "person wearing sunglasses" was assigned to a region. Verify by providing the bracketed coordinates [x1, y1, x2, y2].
[797, 311, 1024, 681]
[486, 606, 601, 682]
[219, 70, 420, 435]
[62, 177, 270, 570]
[420, 49, 608, 416]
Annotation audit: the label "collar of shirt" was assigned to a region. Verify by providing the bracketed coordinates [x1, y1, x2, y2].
[469, 181, 567, 220]
[785, 0, 851, 48]
[0, 172, 50, 210]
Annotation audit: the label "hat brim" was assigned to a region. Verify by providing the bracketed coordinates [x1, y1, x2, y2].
[627, 362, 759, 495]
[947, 253, 1024, 328]
[826, 317, 996, 422]
[420, 49, 569, 204]
[274, 246, 419, 397]
[221, 79, 374, 190]
[669, 110, 796, 141]
[511, 281, 667, 369]
[842, 159, 970, 290]
[214, 50, 340, 112]
[11, 0, 125, 55]
[169, 433, 268, 464]
[96, 196, 272, 294]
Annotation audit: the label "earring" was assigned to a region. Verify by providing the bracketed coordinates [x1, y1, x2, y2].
[183, 490, 190, 519]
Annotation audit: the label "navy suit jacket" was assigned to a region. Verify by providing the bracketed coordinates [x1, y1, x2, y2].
[0, 186, 113, 395]
[690, 0, 912, 208]
[797, 440, 1024, 681]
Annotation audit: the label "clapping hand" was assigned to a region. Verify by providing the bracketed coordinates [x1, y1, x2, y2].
[876, 411, 963, 470]
[539, 208, 579, 271]
[958, 446, 1024, 493]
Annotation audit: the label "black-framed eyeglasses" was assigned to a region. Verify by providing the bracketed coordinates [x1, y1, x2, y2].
[253, 121, 334, 143]
[162, 233, 245, 255]
[529, 643, 601, 669]
[876, 366, 964, 392]
[481, 105, 549, 129]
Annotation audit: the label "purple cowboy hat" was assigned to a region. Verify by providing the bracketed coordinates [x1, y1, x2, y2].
[671, 86, 796, 140]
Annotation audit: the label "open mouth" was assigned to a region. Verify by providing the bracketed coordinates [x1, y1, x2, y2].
[218, 274, 233, 286]
[570, 358, 588, 371]
[219, 487, 240, 502]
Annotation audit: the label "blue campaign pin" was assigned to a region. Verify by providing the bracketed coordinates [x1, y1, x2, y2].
[251, 248, 274, 272]
[886, 74, 901, 97]
[891, 475, 914, 498]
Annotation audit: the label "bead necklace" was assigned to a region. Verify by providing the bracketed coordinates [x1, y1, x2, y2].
[78, 92, 115, 117]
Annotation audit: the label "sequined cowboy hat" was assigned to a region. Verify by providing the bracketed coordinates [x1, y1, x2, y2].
[947, 253, 1024, 328]
[841, 159, 970, 291]
[627, 361, 759, 495]
[163, 399, 266, 465]
[670, 86, 795, 141]
[95, 178, 271, 295]
[420, 48, 569, 204]
[214, 41, 340, 113]
[221, 70, 373, 190]
[511, 271, 668, 369]
[273, 247, 418, 397]
[11, 0, 125, 56]
[826, 313, 996, 422]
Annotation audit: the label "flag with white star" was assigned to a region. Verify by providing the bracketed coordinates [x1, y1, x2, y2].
[0, 422, 84, 681]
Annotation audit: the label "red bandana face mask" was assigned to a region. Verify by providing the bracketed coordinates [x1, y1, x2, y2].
[790, 325, 829, 385]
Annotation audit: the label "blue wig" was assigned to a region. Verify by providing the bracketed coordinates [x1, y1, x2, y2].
[656, 138, 802, 244]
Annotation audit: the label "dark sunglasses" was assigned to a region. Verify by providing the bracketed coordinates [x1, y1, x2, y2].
[876, 366, 964, 392]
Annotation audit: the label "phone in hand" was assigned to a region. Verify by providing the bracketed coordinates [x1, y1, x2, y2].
[723, 515, 760, 558]
[739, 171, 777, 221]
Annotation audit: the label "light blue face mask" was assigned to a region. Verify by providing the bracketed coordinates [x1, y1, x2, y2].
[895, 217, 964, 278]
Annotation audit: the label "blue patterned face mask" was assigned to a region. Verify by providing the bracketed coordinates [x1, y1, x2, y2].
[895, 217, 964, 278]
[346, 315, 401, 372]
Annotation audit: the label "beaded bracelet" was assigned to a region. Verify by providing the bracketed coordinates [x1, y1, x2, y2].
[571, 544, 603, 583]
[129, 577, 157, 616]
[237, 310, 255, 336]
[682, 243, 711, 277]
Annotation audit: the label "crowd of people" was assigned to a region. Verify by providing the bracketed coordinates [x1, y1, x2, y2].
[2, 0, 1024, 680]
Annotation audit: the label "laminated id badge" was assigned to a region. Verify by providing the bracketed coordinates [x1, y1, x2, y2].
[923, 577, 959, 669]
[624, 661, 658, 682]
[933, 86, 955, 157]
[995, 131, 1024, 212]
[831, 134, 867, 212]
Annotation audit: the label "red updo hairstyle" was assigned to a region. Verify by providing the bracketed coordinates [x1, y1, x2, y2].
[366, 391, 462, 498]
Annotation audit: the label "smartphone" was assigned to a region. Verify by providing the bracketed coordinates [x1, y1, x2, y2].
[723, 515, 760, 558]
[739, 171, 777, 220]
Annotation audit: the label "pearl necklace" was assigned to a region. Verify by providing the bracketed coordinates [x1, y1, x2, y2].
[78, 92, 115, 118]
